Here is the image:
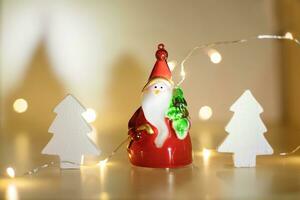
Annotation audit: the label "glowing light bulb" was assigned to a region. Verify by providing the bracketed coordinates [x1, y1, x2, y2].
[6, 184, 18, 200]
[202, 148, 211, 159]
[13, 98, 28, 113]
[81, 156, 84, 165]
[168, 60, 177, 71]
[180, 70, 186, 77]
[199, 106, 213, 121]
[98, 158, 108, 167]
[208, 49, 222, 64]
[6, 167, 15, 178]
[82, 108, 97, 123]
[285, 32, 293, 40]
[202, 148, 211, 166]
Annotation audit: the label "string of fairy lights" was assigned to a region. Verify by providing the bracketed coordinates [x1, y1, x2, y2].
[5, 136, 131, 178]
[177, 32, 299, 86]
[4, 32, 300, 179]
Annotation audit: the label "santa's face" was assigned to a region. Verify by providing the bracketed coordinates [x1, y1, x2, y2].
[141, 79, 173, 148]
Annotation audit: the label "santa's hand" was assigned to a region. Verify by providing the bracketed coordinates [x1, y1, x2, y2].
[136, 124, 154, 135]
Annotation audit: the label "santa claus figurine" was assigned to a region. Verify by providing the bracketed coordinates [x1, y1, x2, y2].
[127, 44, 193, 168]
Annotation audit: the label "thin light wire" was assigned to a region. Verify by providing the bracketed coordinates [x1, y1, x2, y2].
[22, 136, 130, 176]
[102, 136, 130, 162]
[198, 145, 300, 157]
[177, 34, 300, 86]
[23, 161, 56, 176]
[279, 145, 300, 156]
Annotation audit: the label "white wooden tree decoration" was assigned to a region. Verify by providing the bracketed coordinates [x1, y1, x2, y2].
[218, 90, 273, 167]
[42, 94, 100, 169]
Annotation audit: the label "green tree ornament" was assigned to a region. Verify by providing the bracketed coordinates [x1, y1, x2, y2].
[166, 87, 190, 139]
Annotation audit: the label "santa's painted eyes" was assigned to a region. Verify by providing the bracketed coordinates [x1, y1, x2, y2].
[153, 85, 166, 90]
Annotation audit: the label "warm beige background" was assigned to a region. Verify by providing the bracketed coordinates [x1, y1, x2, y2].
[1, 1, 300, 199]
[1, 0, 289, 134]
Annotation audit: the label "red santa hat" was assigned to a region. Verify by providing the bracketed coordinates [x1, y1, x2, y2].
[143, 44, 173, 90]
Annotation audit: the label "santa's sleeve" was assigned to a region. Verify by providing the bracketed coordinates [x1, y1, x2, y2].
[128, 107, 144, 140]
[128, 107, 151, 140]
[128, 107, 143, 130]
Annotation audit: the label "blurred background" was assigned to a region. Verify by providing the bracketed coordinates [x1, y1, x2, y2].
[0, 0, 300, 166]
[2, 1, 300, 199]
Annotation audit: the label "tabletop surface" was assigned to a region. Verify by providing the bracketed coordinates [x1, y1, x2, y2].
[1, 123, 300, 200]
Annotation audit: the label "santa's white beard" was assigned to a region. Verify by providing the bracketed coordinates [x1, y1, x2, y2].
[142, 89, 172, 148]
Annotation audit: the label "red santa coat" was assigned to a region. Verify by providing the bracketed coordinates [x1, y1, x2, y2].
[127, 107, 193, 168]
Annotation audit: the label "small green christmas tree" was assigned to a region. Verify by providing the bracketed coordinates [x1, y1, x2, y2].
[166, 87, 190, 139]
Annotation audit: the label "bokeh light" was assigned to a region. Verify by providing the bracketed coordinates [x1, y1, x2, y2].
[202, 148, 212, 166]
[98, 158, 108, 167]
[82, 108, 97, 123]
[202, 148, 211, 160]
[13, 98, 28, 113]
[199, 106, 213, 120]
[6, 184, 18, 200]
[6, 167, 15, 178]
[208, 49, 222, 64]
[285, 32, 293, 40]
[167, 60, 177, 71]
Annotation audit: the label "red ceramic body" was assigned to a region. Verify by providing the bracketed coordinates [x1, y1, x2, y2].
[127, 107, 193, 168]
